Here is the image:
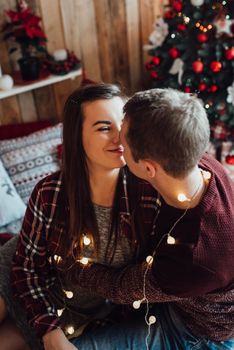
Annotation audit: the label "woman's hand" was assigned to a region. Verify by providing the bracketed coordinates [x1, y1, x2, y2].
[43, 328, 77, 350]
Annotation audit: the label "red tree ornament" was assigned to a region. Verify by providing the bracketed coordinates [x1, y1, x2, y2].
[151, 71, 158, 79]
[172, 0, 183, 12]
[225, 155, 234, 165]
[169, 47, 179, 58]
[164, 10, 174, 19]
[177, 23, 186, 31]
[198, 82, 207, 91]
[210, 61, 222, 72]
[152, 56, 161, 65]
[192, 60, 204, 73]
[225, 47, 234, 60]
[209, 84, 218, 92]
[184, 86, 191, 93]
[197, 33, 208, 43]
[145, 62, 154, 70]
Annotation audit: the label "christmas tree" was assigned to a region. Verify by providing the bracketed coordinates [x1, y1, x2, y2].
[145, 0, 234, 145]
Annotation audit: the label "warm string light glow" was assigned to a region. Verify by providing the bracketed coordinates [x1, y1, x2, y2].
[195, 22, 213, 32]
[66, 325, 75, 335]
[57, 308, 64, 317]
[64, 290, 74, 299]
[132, 170, 206, 349]
[83, 235, 91, 246]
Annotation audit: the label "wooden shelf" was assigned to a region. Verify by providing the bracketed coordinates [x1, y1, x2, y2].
[0, 68, 82, 100]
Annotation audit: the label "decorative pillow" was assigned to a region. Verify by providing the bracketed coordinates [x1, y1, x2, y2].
[0, 160, 26, 226]
[0, 217, 24, 235]
[0, 124, 62, 204]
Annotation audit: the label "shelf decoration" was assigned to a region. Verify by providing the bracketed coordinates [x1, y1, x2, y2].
[0, 64, 14, 91]
[2, 0, 48, 81]
[43, 50, 81, 75]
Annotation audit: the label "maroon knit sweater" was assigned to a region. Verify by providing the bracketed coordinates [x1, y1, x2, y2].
[77, 154, 234, 341]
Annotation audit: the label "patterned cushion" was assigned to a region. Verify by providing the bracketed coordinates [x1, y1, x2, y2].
[0, 124, 62, 204]
[0, 218, 23, 235]
[0, 160, 26, 226]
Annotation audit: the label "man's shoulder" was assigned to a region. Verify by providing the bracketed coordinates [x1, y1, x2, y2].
[200, 153, 234, 190]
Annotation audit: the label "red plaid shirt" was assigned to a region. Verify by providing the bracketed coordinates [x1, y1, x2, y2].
[11, 169, 158, 338]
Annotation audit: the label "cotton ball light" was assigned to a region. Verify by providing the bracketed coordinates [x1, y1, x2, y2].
[190, 0, 204, 6]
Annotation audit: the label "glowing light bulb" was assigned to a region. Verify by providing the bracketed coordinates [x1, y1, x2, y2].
[133, 300, 141, 309]
[205, 104, 210, 109]
[80, 257, 89, 265]
[146, 255, 154, 265]
[171, 33, 176, 38]
[54, 255, 62, 263]
[66, 326, 75, 335]
[83, 236, 91, 246]
[167, 235, 176, 245]
[184, 16, 190, 23]
[202, 170, 211, 180]
[57, 308, 64, 316]
[148, 315, 157, 324]
[196, 22, 200, 27]
[64, 290, 74, 299]
[177, 193, 188, 202]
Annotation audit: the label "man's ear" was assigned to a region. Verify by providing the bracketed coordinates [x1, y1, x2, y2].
[140, 159, 157, 178]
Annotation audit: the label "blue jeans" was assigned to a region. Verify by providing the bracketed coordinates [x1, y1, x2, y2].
[71, 304, 234, 350]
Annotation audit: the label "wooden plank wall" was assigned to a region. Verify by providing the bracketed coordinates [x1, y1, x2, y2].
[0, 0, 166, 125]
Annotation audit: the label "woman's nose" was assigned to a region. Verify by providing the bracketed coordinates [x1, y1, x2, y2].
[112, 130, 121, 144]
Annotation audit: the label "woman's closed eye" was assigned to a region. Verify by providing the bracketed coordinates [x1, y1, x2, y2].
[97, 126, 111, 132]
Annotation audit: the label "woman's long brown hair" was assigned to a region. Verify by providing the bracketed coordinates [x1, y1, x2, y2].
[57, 83, 126, 263]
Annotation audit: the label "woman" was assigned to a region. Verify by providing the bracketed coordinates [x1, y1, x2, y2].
[0, 83, 158, 350]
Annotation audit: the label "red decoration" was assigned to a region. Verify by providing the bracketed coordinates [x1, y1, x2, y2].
[209, 84, 218, 93]
[12, 69, 50, 85]
[225, 47, 234, 60]
[44, 50, 80, 75]
[151, 71, 158, 79]
[197, 33, 208, 43]
[210, 61, 222, 72]
[145, 62, 154, 70]
[184, 86, 191, 93]
[169, 47, 180, 58]
[177, 23, 186, 31]
[164, 10, 174, 19]
[198, 82, 207, 91]
[152, 56, 161, 65]
[225, 155, 234, 165]
[3, 2, 47, 58]
[211, 121, 229, 141]
[192, 60, 204, 73]
[172, 1, 183, 12]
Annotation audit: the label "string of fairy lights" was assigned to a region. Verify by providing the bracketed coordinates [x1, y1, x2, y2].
[48, 169, 211, 348]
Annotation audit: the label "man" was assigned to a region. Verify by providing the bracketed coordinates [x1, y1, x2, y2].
[71, 88, 234, 349]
